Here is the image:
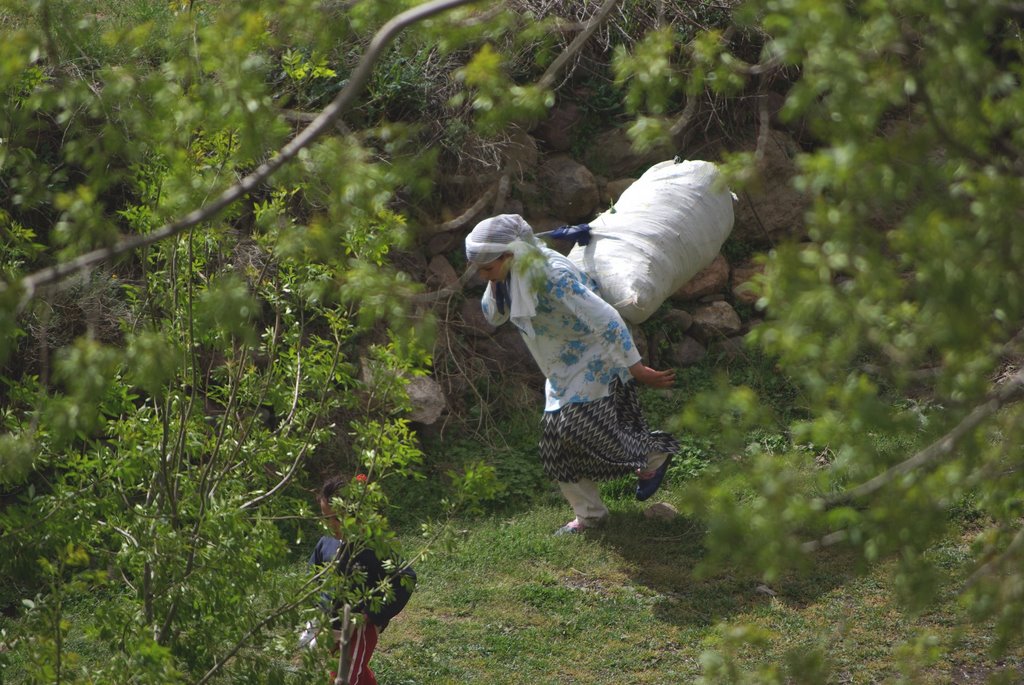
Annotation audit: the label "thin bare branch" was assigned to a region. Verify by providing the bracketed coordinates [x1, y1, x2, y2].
[239, 333, 345, 511]
[409, 263, 478, 304]
[800, 530, 848, 554]
[428, 184, 498, 235]
[536, 0, 620, 91]
[964, 524, 1024, 590]
[669, 94, 699, 139]
[4, 0, 484, 306]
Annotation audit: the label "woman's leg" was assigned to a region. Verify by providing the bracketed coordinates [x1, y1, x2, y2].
[640, 451, 668, 474]
[558, 478, 609, 528]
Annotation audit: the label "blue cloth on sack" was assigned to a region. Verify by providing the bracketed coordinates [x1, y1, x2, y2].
[547, 223, 592, 246]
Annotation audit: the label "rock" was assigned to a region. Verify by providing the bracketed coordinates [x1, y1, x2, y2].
[603, 177, 636, 206]
[732, 129, 810, 245]
[532, 102, 581, 152]
[667, 335, 706, 367]
[671, 254, 730, 302]
[709, 335, 747, 362]
[643, 502, 680, 521]
[662, 308, 693, 333]
[426, 231, 458, 257]
[494, 197, 525, 217]
[501, 126, 540, 179]
[391, 249, 428, 282]
[731, 261, 766, 306]
[648, 329, 669, 367]
[426, 255, 458, 289]
[460, 298, 497, 337]
[405, 375, 447, 425]
[538, 155, 600, 222]
[518, 180, 546, 218]
[583, 127, 676, 178]
[690, 301, 743, 342]
[360, 360, 447, 425]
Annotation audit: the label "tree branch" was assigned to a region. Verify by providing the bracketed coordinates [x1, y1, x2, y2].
[409, 263, 478, 304]
[192, 561, 338, 685]
[3, 0, 484, 306]
[963, 523, 1024, 590]
[825, 367, 1024, 509]
[536, 0, 620, 91]
[427, 184, 497, 235]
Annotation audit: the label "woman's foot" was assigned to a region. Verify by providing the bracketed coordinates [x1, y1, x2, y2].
[636, 453, 673, 501]
[554, 518, 586, 535]
[554, 516, 609, 535]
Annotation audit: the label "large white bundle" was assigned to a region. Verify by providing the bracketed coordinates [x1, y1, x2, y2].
[568, 159, 735, 324]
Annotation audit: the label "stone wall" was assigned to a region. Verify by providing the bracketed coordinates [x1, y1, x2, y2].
[398, 122, 810, 424]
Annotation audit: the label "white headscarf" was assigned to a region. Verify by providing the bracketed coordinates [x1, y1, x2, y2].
[464, 214, 545, 337]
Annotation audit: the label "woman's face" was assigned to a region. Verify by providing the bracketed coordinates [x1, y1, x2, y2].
[476, 253, 512, 283]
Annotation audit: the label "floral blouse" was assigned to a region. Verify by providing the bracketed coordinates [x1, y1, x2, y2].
[481, 247, 640, 411]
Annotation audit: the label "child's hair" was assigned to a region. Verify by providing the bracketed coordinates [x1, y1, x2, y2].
[319, 474, 349, 502]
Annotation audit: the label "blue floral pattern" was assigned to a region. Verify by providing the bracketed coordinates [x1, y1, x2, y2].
[480, 246, 640, 411]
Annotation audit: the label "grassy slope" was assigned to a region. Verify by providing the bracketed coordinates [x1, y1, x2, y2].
[370, 493, 1023, 685]
[2, 370, 1021, 683]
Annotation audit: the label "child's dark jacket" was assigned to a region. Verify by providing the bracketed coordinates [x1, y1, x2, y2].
[309, 535, 416, 632]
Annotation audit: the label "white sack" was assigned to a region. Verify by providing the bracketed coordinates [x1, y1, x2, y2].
[568, 159, 735, 324]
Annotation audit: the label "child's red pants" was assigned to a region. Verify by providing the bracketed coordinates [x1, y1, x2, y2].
[329, 621, 379, 685]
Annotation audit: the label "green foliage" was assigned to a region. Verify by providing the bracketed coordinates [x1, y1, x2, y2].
[453, 42, 555, 134]
[613, 27, 681, 116]
[658, 0, 1024, 677]
[0, 1, 509, 681]
[2, 0, 1023, 681]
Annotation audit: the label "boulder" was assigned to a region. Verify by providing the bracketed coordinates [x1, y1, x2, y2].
[532, 102, 581, 152]
[644, 502, 680, 521]
[360, 361, 447, 425]
[426, 231, 459, 257]
[710, 336, 748, 363]
[426, 254, 459, 289]
[539, 154, 600, 223]
[582, 127, 676, 178]
[405, 375, 448, 425]
[731, 261, 766, 306]
[671, 254, 730, 302]
[690, 301, 743, 342]
[501, 126, 540, 179]
[602, 177, 636, 206]
[662, 308, 694, 333]
[667, 335, 706, 367]
[732, 129, 810, 244]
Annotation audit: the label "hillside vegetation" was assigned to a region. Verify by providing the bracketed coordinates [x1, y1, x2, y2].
[1, 1, 1023, 683]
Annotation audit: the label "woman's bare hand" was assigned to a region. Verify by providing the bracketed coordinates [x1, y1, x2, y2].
[629, 362, 676, 389]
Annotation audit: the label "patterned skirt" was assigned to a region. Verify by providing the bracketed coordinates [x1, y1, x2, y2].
[539, 378, 679, 483]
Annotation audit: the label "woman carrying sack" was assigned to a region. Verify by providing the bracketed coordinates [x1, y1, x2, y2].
[465, 214, 679, 535]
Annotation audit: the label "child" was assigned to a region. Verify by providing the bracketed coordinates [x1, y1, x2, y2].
[301, 474, 416, 685]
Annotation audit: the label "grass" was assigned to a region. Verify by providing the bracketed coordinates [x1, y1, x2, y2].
[365, 497, 1023, 685]
[4, 501, 1021, 684]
